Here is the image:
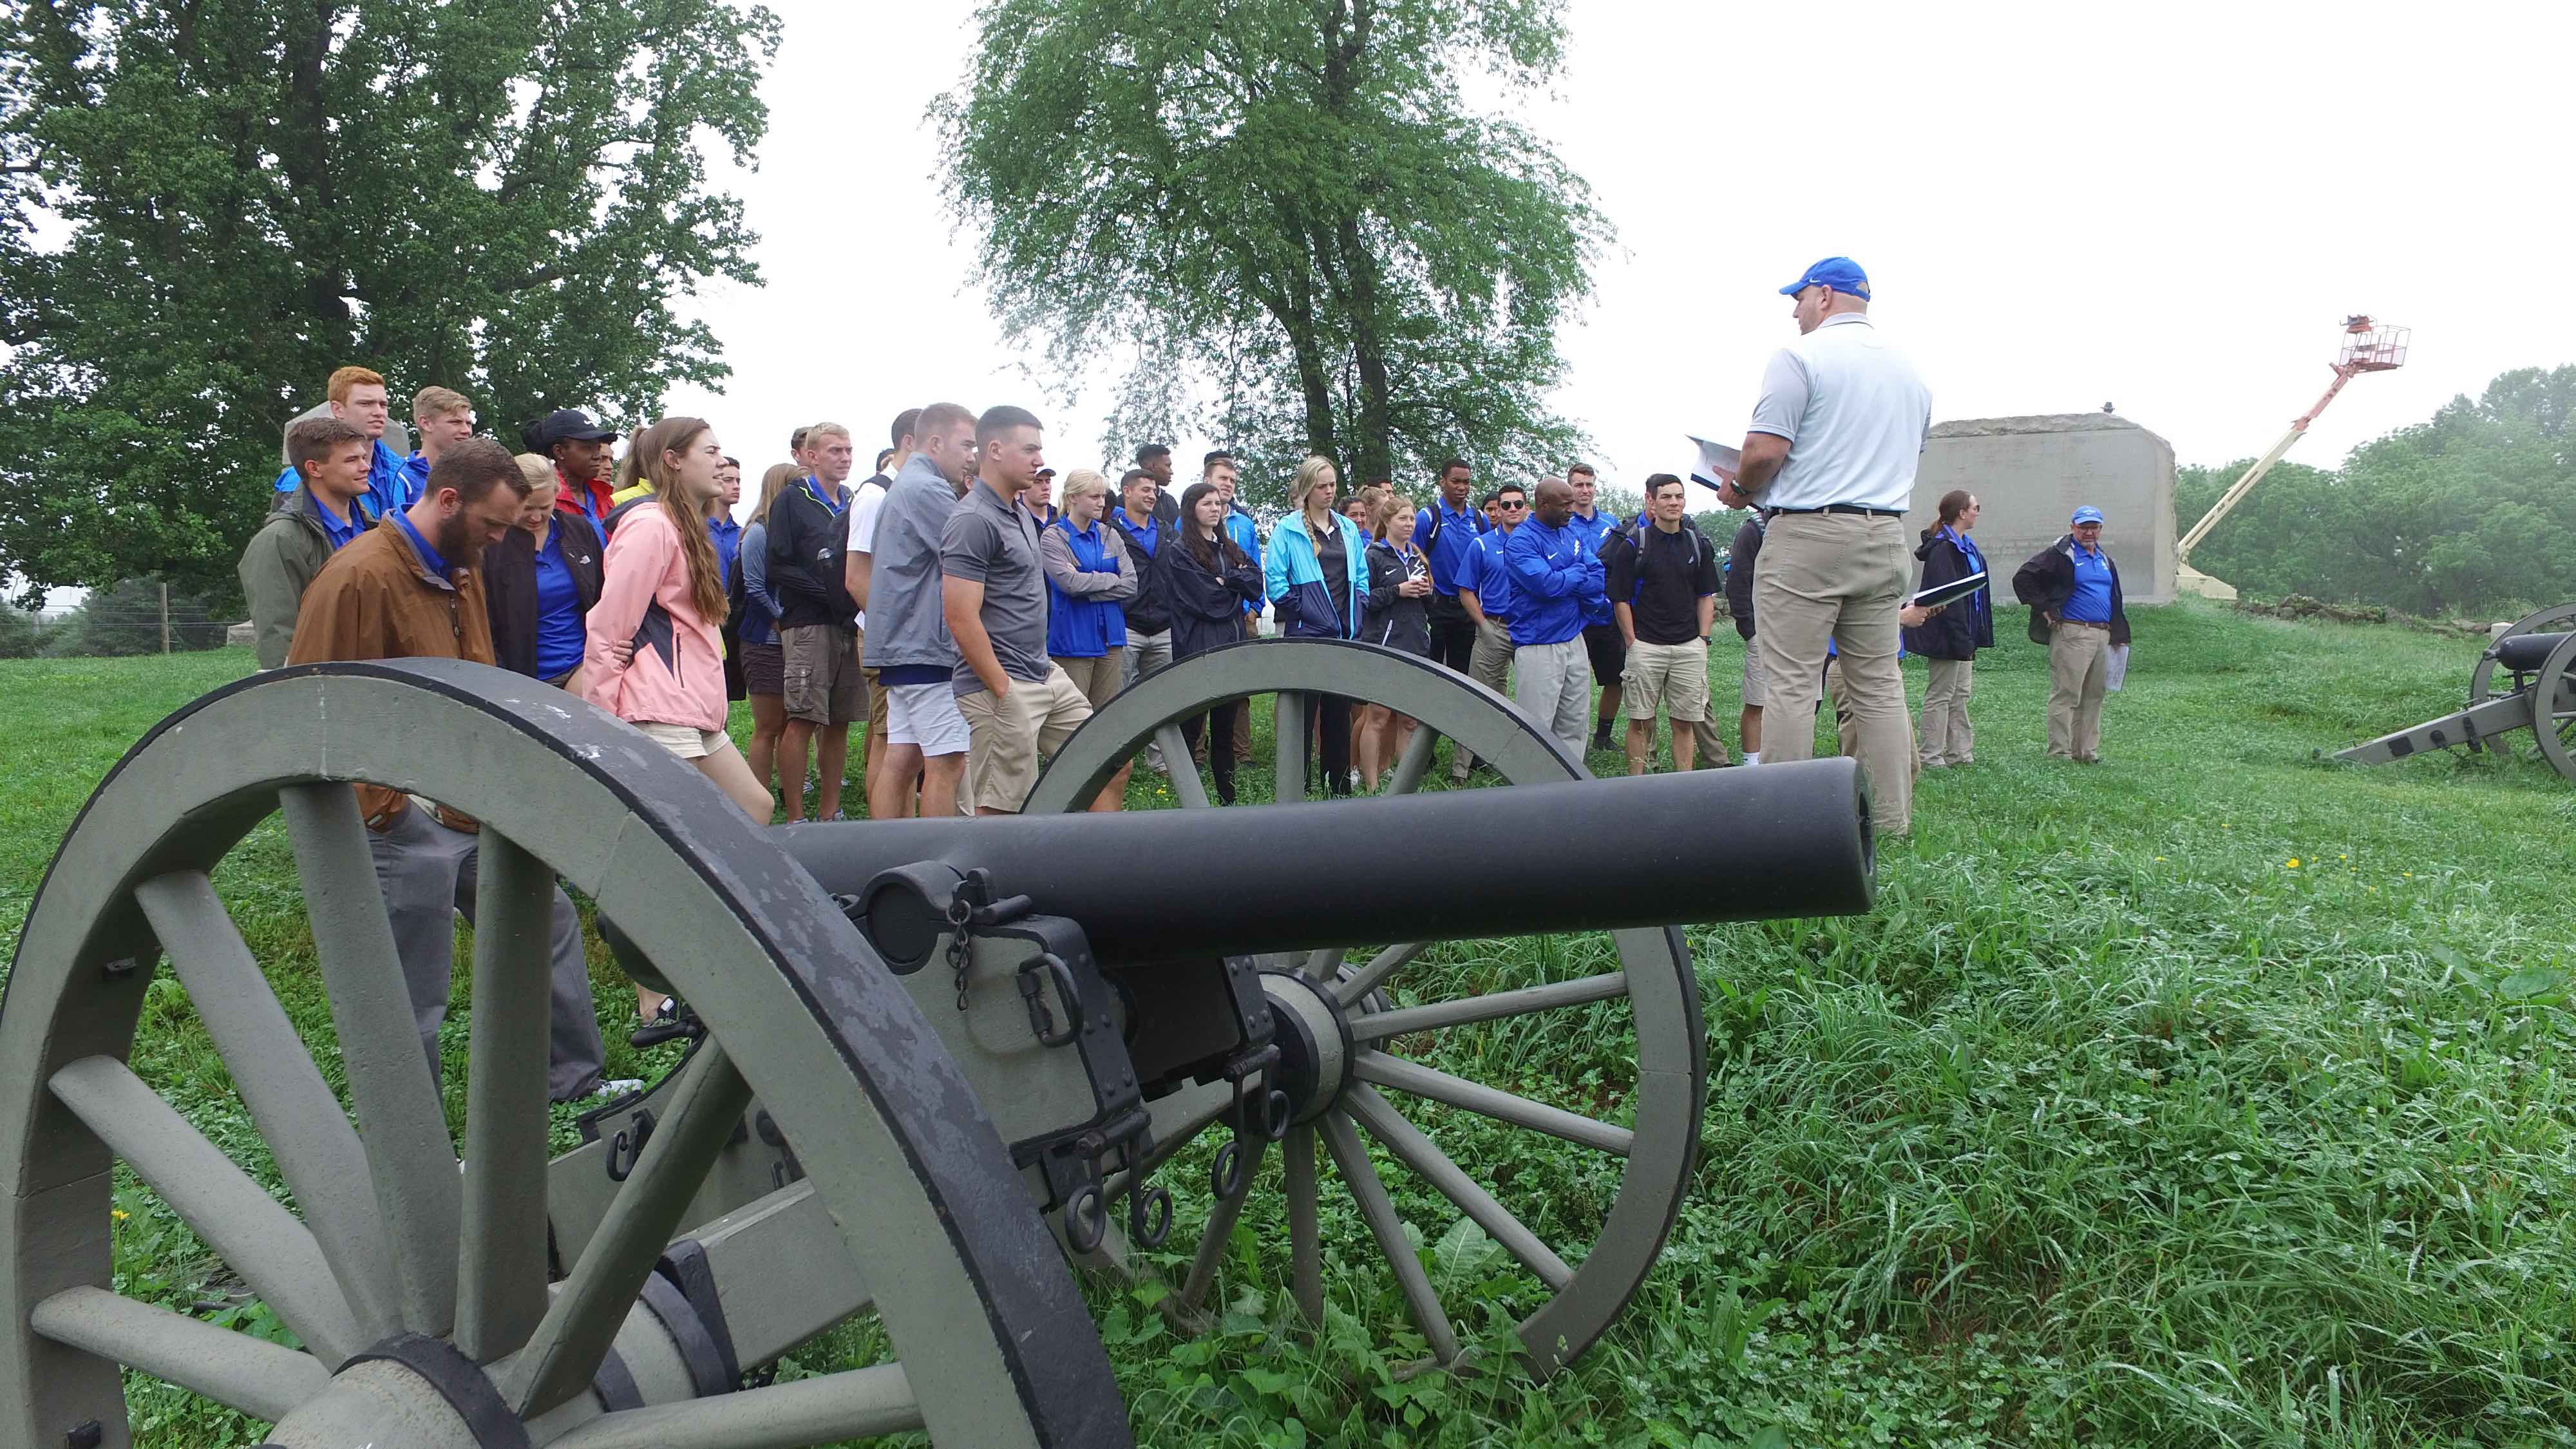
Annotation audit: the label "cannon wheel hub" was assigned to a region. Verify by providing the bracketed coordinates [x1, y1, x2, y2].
[1259, 968, 1352, 1126]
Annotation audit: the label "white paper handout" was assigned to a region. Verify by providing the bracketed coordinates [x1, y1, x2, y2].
[1687, 435, 1742, 494]
[2105, 643, 2132, 692]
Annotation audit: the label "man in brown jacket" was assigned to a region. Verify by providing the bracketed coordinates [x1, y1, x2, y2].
[289, 437, 618, 1100]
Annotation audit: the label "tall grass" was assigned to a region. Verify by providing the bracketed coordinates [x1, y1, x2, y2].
[3, 599, 2571, 1446]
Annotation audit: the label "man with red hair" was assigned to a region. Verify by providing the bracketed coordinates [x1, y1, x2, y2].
[269, 365, 412, 518]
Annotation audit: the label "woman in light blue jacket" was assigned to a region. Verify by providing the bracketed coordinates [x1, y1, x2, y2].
[1265, 456, 1370, 794]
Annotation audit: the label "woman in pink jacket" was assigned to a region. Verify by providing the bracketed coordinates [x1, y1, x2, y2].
[585, 415, 772, 819]
[585, 416, 772, 1021]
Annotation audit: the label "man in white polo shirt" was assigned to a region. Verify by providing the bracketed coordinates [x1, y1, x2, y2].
[1716, 256, 1931, 836]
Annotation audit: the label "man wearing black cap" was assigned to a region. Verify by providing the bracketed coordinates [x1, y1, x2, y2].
[1715, 256, 1931, 836]
[524, 408, 620, 523]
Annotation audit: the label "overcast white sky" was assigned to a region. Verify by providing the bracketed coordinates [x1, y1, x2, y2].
[667, 0, 2575, 502]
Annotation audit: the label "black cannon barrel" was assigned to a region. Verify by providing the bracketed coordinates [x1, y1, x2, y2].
[777, 757, 1872, 961]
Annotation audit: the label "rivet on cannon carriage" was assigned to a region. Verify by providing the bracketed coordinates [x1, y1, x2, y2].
[2334, 603, 2576, 783]
[1, 641, 1875, 1447]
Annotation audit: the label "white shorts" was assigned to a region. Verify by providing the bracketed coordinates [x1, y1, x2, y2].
[636, 721, 728, 759]
[886, 681, 971, 756]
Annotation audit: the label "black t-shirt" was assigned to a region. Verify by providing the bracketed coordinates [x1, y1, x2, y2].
[1316, 522, 1351, 625]
[1605, 522, 1719, 645]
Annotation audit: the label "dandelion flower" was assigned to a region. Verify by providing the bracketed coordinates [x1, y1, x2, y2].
[2286, 858, 2301, 869]
[111, 1209, 128, 1221]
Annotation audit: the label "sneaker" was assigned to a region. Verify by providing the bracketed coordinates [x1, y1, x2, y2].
[1347, 769, 1363, 794]
[588, 1078, 645, 1099]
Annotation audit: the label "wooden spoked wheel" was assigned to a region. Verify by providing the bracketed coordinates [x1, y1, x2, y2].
[2467, 602, 2576, 779]
[1025, 640, 1707, 1376]
[0, 661, 1130, 1448]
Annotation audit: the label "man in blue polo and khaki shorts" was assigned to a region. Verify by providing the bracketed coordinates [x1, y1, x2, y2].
[1716, 256, 1932, 837]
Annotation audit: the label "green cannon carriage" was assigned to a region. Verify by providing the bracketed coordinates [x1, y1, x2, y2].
[3, 642, 1873, 1447]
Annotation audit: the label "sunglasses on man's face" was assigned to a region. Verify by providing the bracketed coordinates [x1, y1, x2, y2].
[1500, 499, 1528, 510]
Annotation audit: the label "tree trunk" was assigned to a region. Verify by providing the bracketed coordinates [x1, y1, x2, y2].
[1336, 218, 1394, 484]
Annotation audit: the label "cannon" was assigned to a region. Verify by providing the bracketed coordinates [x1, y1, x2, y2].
[2335, 602, 2576, 783]
[1, 641, 1873, 1447]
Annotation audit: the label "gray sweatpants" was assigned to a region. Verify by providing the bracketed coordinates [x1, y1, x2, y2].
[1514, 637, 1592, 761]
[367, 804, 606, 1101]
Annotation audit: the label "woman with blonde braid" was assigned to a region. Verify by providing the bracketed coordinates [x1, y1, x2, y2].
[1264, 455, 1371, 795]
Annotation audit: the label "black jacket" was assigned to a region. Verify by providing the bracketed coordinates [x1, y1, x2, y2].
[766, 480, 857, 630]
[2012, 535, 2131, 647]
[1166, 533, 1262, 659]
[1725, 516, 1764, 640]
[480, 511, 605, 678]
[1901, 529, 1995, 661]
[1108, 511, 1174, 635]
[1359, 539, 1432, 656]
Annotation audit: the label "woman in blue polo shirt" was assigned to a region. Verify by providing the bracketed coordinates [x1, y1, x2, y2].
[483, 455, 604, 688]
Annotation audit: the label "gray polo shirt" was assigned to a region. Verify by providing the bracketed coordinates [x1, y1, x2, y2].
[939, 478, 1051, 697]
[860, 453, 962, 673]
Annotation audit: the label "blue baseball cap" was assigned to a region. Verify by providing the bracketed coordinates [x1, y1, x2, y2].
[1779, 256, 1871, 301]
[2070, 506, 2105, 526]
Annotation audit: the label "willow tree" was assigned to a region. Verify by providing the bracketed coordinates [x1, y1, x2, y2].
[937, 0, 1604, 505]
[0, 0, 780, 603]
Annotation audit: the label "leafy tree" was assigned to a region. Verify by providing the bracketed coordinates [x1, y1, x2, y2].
[0, 0, 781, 607]
[2178, 366, 2576, 616]
[936, 0, 1605, 511]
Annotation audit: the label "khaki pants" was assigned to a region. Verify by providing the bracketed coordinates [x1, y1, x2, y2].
[2047, 625, 2110, 761]
[1624, 639, 1709, 723]
[855, 626, 887, 780]
[1918, 657, 1975, 766]
[958, 666, 1094, 812]
[1457, 617, 1517, 778]
[1051, 652, 1126, 709]
[1752, 513, 1915, 836]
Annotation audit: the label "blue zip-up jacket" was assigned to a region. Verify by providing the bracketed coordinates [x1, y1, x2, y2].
[1264, 510, 1370, 639]
[1462, 526, 1519, 623]
[1414, 497, 1487, 596]
[1222, 504, 1264, 616]
[1501, 515, 1603, 647]
[1563, 509, 1621, 625]
[272, 438, 410, 522]
[1042, 516, 1133, 659]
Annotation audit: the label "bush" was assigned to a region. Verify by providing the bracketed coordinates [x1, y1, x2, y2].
[0, 606, 52, 658]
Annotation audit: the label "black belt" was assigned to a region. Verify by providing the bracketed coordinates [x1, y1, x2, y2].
[1766, 504, 1906, 518]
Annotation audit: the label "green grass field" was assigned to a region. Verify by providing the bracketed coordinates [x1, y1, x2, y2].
[4, 600, 2573, 1448]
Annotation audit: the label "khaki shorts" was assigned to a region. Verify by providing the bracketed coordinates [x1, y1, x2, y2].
[1051, 652, 1125, 710]
[1740, 638, 1768, 709]
[636, 721, 729, 759]
[1624, 638, 1709, 723]
[957, 666, 1094, 813]
[780, 623, 865, 726]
